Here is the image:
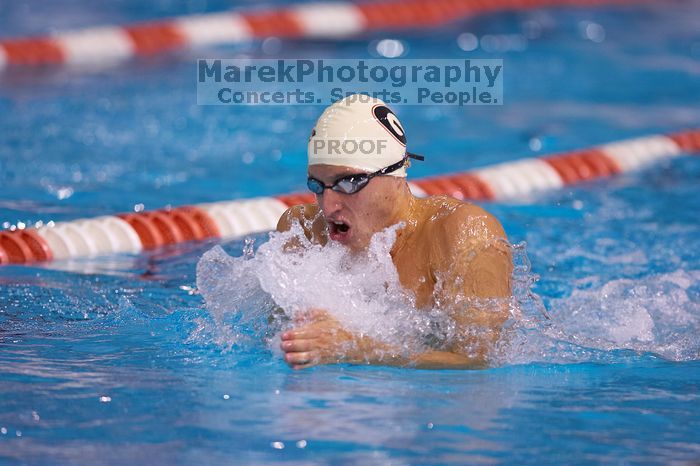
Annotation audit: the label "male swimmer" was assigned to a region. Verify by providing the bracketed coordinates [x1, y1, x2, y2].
[277, 94, 512, 369]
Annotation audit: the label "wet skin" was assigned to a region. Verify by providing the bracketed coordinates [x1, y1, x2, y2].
[276, 164, 513, 370]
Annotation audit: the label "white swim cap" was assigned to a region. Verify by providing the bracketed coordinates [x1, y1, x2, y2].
[308, 94, 421, 177]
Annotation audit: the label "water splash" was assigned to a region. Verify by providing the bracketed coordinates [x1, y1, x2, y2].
[499, 266, 700, 365]
[196, 220, 700, 366]
[196, 221, 465, 358]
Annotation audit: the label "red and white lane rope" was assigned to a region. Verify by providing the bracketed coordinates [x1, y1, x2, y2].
[0, 0, 638, 68]
[1, 128, 698, 265]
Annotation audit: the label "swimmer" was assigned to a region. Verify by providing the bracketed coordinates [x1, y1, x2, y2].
[277, 94, 512, 369]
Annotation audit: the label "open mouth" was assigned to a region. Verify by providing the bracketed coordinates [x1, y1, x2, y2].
[329, 220, 351, 242]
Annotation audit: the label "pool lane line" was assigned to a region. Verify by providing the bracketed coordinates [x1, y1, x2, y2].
[0, 0, 641, 68]
[1, 128, 698, 266]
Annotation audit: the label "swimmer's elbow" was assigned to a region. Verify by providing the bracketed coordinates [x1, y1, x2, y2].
[276, 208, 294, 232]
[407, 350, 489, 370]
[276, 203, 318, 233]
[276, 205, 304, 232]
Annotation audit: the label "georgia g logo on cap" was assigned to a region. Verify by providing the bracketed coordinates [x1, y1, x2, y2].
[372, 105, 407, 147]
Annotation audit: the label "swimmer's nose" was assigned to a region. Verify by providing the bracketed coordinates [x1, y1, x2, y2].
[318, 189, 343, 215]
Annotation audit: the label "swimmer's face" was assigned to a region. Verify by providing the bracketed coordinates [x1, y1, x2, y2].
[308, 164, 405, 251]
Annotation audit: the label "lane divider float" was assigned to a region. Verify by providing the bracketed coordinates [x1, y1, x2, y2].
[0, 0, 638, 68]
[1, 128, 698, 265]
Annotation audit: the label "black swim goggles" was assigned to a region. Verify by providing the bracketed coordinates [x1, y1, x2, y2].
[307, 153, 424, 195]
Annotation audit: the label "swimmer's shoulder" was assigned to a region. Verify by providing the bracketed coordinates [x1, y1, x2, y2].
[276, 203, 327, 243]
[418, 195, 507, 246]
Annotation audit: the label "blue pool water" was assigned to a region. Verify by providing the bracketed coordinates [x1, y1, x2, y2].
[1, 1, 700, 463]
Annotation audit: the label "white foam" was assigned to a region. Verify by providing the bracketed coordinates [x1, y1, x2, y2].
[195, 213, 531, 360]
[196, 222, 446, 357]
[196, 217, 700, 367]
[500, 269, 700, 364]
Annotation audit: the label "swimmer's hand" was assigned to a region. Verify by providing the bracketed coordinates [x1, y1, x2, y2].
[280, 309, 363, 370]
[280, 309, 490, 370]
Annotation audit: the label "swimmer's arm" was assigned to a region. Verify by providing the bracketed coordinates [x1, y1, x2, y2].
[281, 312, 491, 370]
[276, 203, 325, 248]
[401, 350, 488, 369]
[429, 205, 513, 367]
[339, 208, 512, 370]
[362, 345, 489, 369]
[276, 204, 303, 232]
[281, 206, 511, 370]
